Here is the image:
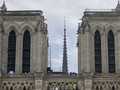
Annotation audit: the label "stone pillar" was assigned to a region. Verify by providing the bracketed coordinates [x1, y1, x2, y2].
[101, 34, 108, 73]
[78, 33, 82, 73]
[36, 32, 42, 72]
[19, 34, 23, 73]
[42, 34, 48, 72]
[84, 78, 92, 90]
[0, 22, 2, 90]
[85, 31, 91, 72]
[30, 33, 35, 73]
[2, 33, 8, 74]
[118, 32, 120, 73]
[89, 34, 94, 73]
[115, 34, 119, 73]
[78, 30, 92, 73]
[35, 77, 43, 90]
[15, 34, 23, 73]
[115, 32, 120, 73]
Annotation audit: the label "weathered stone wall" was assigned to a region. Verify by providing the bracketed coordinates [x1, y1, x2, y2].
[0, 15, 48, 74]
[78, 16, 120, 74]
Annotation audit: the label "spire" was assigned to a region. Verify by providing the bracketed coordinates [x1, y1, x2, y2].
[62, 17, 68, 74]
[1, 1, 7, 11]
[116, 0, 120, 11]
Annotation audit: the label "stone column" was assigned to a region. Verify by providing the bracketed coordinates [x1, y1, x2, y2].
[30, 33, 35, 73]
[78, 33, 82, 73]
[0, 23, 2, 90]
[101, 34, 108, 73]
[85, 31, 91, 72]
[35, 31, 43, 72]
[84, 78, 92, 90]
[15, 34, 23, 73]
[19, 34, 23, 73]
[42, 34, 48, 72]
[89, 34, 94, 73]
[35, 77, 43, 90]
[114, 34, 119, 73]
[2, 33, 8, 74]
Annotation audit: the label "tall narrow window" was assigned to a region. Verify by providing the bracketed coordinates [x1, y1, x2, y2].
[94, 30, 102, 73]
[22, 30, 30, 73]
[7, 30, 16, 73]
[108, 30, 115, 73]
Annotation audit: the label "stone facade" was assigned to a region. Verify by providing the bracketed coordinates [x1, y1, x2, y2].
[1, 2, 120, 90]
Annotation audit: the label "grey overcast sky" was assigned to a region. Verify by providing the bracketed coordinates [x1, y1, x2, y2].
[0, 0, 118, 73]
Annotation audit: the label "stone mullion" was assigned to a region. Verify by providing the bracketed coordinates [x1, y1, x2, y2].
[2, 34, 8, 73]
[30, 33, 35, 73]
[101, 34, 108, 73]
[15, 34, 22, 73]
[114, 34, 119, 73]
[19, 35, 23, 73]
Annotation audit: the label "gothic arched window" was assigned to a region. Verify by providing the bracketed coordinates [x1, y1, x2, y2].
[7, 30, 16, 73]
[22, 30, 30, 73]
[94, 30, 102, 73]
[108, 30, 115, 73]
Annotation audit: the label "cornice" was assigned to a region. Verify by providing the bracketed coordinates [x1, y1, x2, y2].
[86, 17, 120, 22]
[2, 16, 43, 22]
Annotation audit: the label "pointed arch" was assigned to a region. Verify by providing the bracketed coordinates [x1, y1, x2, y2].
[20, 23, 35, 35]
[91, 25, 104, 35]
[22, 30, 30, 73]
[106, 25, 117, 35]
[7, 30, 16, 73]
[108, 30, 115, 73]
[4, 23, 19, 35]
[94, 30, 102, 73]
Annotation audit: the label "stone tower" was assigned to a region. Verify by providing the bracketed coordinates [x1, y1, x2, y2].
[77, 2, 120, 90]
[0, 2, 48, 90]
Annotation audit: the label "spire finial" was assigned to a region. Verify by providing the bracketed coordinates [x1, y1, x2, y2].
[64, 17, 66, 37]
[62, 17, 68, 74]
[1, 1, 7, 11]
[64, 17, 66, 30]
